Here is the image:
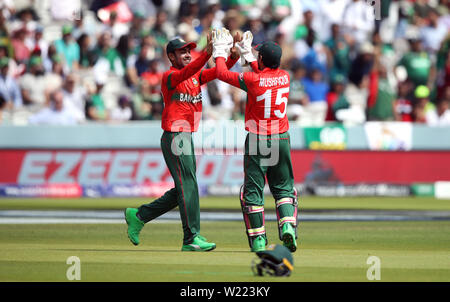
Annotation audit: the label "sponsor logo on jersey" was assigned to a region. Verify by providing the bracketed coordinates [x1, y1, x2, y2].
[179, 92, 202, 103]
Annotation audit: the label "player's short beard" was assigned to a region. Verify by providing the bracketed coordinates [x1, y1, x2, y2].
[170, 54, 190, 69]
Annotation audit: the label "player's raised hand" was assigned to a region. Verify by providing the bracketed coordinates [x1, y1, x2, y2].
[235, 31, 256, 66]
[206, 30, 213, 56]
[223, 28, 234, 50]
[230, 31, 242, 60]
[212, 28, 232, 60]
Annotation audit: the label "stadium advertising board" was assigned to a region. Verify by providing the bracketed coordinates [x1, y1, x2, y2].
[364, 122, 413, 151]
[1, 149, 449, 197]
[303, 125, 347, 150]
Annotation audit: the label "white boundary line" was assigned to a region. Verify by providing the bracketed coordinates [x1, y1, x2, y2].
[0, 210, 449, 224]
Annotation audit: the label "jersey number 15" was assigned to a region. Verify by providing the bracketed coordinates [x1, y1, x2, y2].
[256, 87, 289, 119]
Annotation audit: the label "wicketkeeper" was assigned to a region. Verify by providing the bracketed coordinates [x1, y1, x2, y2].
[212, 29, 299, 252]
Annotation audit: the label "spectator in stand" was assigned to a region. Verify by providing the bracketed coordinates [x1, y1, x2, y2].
[43, 44, 57, 73]
[222, 9, 245, 36]
[325, 23, 351, 79]
[427, 86, 450, 126]
[11, 26, 30, 64]
[336, 74, 369, 125]
[151, 9, 175, 47]
[341, 0, 375, 47]
[412, 85, 435, 123]
[413, 0, 435, 21]
[128, 11, 147, 47]
[293, 9, 314, 42]
[141, 59, 162, 97]
[0, 94, 6, 123]
[316, 0, 350, 42]
[77, 33, 96, 68]
[108, 11, 129, 45]
[0, 57, 22, 109]
[326, 73, 348, 122]
[295, 28, 328, 75]
[289, 59, 308, 106]
[86, 76, 108, 121]
[45, 54, 64, 91]
[131, 80, 153, 120]
[54, 24, 80, 71]
[367, 64, 396, 121]
[62, 74, 86, 123]
[426, 96, 450, 127]
[437, 47, 450, 100]
[394, 81, 414, 122]
[110, 95, 133, 122]
[27, 25, 48, 61]
[420, 8, 448, 55]
[274, 31, 295, 69]
[301, 67, 329, 125]
[0, 40, 20, 78]
[0, 7, 10, 40]
[243, 7, 266, 46]
[92, 31, 124, 76]
[286, 58, 308, 124]
[127, 41, 153, 78]
[195, 9, 215, 47]
[397, 34, 433, 88]
[232, 98, 246, 121]
[19, 55, 49, 111]
[28, 89, 78, 125]
[348, 42, 375, 89]
[149, 99, 163, 120]
[115, 34, 134, 74]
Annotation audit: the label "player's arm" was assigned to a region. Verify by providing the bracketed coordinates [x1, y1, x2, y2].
[213, 29, 257, 90]
[249, 61, 261, 73]
[199, 55, 239, 85]
[216, 57, 256, 91]
[167, 51, 211, 90]
[199, 32, 241, 84]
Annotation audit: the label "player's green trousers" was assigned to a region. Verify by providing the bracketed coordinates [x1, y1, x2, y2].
[241, 131, 297, 245]
[137, 131, 200, 245]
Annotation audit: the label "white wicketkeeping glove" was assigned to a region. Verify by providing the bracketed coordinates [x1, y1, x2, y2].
[212, 28, 234, 60]
[235, 31, 256, 66]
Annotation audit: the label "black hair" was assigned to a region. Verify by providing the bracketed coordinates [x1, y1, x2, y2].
[116, 34, 130, 58]
[0, 94, 5, 109]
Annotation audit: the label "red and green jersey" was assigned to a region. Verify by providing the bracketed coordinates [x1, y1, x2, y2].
[161, 51, 237, 132]
[216, 57, 290, 135]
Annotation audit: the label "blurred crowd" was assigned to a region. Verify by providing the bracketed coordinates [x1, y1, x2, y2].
[0, 0, 449, 127]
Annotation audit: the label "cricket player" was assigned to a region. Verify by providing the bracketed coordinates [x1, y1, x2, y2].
[212, 30, 298, 252]
[125, 32, 238, 251]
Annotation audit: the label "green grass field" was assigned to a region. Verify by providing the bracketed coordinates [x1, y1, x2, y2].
[0, 196, 450, 282]
[1, 196, 450, 211]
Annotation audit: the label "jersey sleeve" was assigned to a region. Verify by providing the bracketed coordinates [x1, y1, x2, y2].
[198, 56, 239, 85]
[167, 51, 211, 90]
[249, 61, 261, 73]
[216, 57, 257, 92]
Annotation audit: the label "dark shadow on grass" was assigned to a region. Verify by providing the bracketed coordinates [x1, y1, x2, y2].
[48, 248, 251, 254]
[49, 248, 182, 253]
